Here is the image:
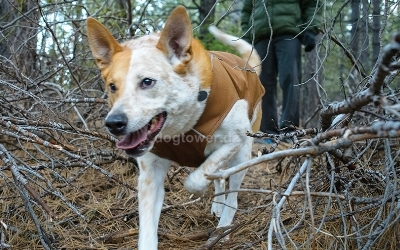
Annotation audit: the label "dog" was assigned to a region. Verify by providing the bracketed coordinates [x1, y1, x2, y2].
[86, 6, 264, 249]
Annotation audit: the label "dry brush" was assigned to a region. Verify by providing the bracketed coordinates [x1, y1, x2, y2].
[0, 2, 400, 249]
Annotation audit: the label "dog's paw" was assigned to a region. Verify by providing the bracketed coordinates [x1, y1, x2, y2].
[184, 170, 210, 196]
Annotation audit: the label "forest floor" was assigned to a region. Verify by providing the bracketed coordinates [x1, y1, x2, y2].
[2, 140, 399, 249]
[1, 143, 291, 249]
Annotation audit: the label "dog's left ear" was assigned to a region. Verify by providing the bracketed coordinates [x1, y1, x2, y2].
[156, 6, 193, 70]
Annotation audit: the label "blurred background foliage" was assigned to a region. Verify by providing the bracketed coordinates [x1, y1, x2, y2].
[2, 0, 399, 117]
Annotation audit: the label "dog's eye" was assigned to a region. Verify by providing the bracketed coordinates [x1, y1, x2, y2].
[140, 78, 156, 89]
[109, 83, 117, 93]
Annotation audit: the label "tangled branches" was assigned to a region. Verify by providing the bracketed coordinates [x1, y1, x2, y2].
[207, 34, 400, 249]
[0, 71, 137, 248]
[0, 6, 136, 245]
[0, 1, 400, 249]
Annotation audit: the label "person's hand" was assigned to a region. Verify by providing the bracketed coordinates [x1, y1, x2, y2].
[302, 30, 316, 52]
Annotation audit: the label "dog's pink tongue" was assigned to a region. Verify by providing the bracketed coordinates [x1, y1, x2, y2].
[116, 127, 148, 150]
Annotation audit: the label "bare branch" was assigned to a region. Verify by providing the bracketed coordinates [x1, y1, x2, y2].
[320, 34, 400, 130]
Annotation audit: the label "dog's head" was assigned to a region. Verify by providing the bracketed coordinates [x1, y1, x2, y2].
[86, 6, 212, 157]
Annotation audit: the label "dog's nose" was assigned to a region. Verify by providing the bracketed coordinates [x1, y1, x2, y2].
[105, 113, 128, 135]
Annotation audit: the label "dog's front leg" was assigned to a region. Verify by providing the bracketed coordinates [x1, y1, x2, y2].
[184, 143, 239, 196]
[137, 153, 170, 250]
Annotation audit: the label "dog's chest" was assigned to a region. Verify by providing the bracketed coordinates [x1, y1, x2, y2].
[151, 52, 264, 167]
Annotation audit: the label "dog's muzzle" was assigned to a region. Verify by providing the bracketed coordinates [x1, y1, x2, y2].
[105, 112, 167, 157]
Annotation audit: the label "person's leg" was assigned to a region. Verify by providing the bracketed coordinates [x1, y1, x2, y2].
[275, 36, 301, 132]
[255, 38, 279, 134]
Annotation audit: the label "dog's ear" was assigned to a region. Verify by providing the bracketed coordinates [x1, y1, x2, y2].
[86, 17, 122, 70]
[156, 6, 193, 70]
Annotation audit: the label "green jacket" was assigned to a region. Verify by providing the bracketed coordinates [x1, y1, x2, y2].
[241, 0, 322, 43]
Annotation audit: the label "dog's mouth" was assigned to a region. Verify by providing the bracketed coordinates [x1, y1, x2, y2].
[116, 111, 167, 156]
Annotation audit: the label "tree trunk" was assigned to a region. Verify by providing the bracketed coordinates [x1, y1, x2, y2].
[198, 0, 216, 38]
[0, 0, 39, 82]
[360, 0, 370, 72]
[350, 0, 360, 58]
[372, 0, 381, 68]
[301, 33, 323, 129]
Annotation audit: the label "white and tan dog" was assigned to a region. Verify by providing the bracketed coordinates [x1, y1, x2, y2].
[86, 6, 264, 249]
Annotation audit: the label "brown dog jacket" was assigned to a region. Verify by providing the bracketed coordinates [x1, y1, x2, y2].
[151, 51, 265, 167]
